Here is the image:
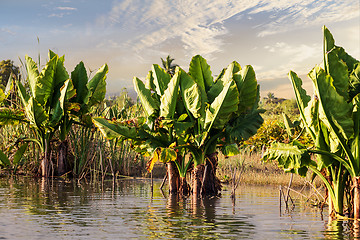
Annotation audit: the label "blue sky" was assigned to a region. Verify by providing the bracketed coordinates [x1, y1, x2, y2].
[1, 0, 359, 98]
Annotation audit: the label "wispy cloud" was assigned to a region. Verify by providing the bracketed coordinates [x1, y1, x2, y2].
[253, 0, 359, 37]
[56, 7, 77, 11]
[1, 28, 16, 35]
[99, 0, 260, 58]
[97, 0, 358, 59]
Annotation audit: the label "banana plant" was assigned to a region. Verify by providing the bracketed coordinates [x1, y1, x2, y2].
[263, 26, 360, 218]
[94, 65, 188, 194]
[0, 50, 108, 177]
[175, 56, 263, 197]
[93, 55, 264, 198]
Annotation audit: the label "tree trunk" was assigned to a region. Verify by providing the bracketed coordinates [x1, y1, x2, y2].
[192, 164, 205, 199]
[179, 176, 190, 196]
[202, 153, 221, 197]
[167, 161, 179, 194]
[57, 140, 68, 176]
[354, 177, 360, 219]
[41, 139, 50, 178]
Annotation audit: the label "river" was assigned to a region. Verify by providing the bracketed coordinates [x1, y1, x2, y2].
[0, 177, 356, 239]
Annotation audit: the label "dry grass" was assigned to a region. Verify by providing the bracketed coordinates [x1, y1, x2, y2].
[217, 151, 323, 187]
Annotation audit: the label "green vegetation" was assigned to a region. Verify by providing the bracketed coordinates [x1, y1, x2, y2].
[263, 26, 360, 219]
[93, 55, 264, 198]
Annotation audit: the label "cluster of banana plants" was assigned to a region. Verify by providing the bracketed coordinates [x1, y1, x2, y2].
[263, 26, 360, 218]
[93, 55, 264, 197]
[0, 50, 108, 177]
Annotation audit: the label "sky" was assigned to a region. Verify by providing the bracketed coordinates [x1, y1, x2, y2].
[1, 0, 359, 99]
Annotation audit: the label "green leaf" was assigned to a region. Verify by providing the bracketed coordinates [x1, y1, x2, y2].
[205, 79, 239, 130]
[35, 56, 57, 106]
[226, 109, 264, 141]
[0, 149, 10, 166]
[25, 55, 39, 97]
[13, 143, 29, 165]
[310, 66, 354, 140]
[25, 97, 48, 128]
[236, 65, 258, 113]
[262, 141, 314, 177]
[0, 108, 26, 125]
[159, 147, 177, 163]
[188, 55, 213, 92]
[207, 61, 239, 103]
[71, 61, 89, 105]
[86, 64, 108, 107]
[222, 144, 240, 157]
[50, 52, 70, 109]
[160, 70, 180, 118]
[0, 89, 5, 104]
[151, 64, 171, 96]
[16, 81, 30, 106]
[179, 69, 203, 119]
[325, 48, 349, 99]
[288, 71, 314, 139]
[133, 77, 159, 117]
[92, 117, 137, 140]
[349, 63, 360, 99]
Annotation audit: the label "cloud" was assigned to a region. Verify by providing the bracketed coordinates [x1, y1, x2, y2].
[99, 0, 260, 58]
[56, 7, 77, 11]
[96, 0, 358, 59]
[1, 28, 16, 35]
[253, 0, 359, 37]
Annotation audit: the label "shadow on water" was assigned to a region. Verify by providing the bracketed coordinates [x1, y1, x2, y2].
[0, 177, 356, 239]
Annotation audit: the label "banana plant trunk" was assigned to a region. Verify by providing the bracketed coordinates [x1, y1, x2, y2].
[41, 138, 51, 178]
[167, 161, 180, 194]
[203, 153, 221, 196]
[179, 176, 190, 196]
[354, 177, 360, 219]
[192, 164, 205, 199]
[57, 140, 68, 176]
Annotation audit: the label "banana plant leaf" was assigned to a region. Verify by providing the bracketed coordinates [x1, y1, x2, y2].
[25, 55, 39, 97]
[0, 150, 10, 166]
[71, 61, 89, 105]
[92, 117, 138, 140]
[310, 66, 354, 141]
[151, 64, 171, 96]
[236, 65, 258, 114]
[147, 147, 177, 172]
[0, 89, 5, 104]
[34, 56, 57, 106]
[0, 108, 26, 125]
[188, 55, 213, 93]
[133, 77, 159, 117]
[160, 70, 180, 118]
[179, 69, 203, 119]
[12, 142, 28, 165]
[263, 141, 316, 177]
[204, 79, 239, 131]
[225, 109, 264, 141]
[86, 64, 108, 107]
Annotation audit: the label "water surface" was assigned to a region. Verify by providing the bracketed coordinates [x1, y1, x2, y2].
[0, 177, 355, 239]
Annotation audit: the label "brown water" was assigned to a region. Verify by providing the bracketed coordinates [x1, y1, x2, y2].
[0, 177, 356, 239]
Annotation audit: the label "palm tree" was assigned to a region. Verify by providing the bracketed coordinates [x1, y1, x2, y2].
[161, 55, 178, 76]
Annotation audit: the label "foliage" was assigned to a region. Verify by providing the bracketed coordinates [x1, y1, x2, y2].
[263, 26, 360, 215]
[0, 60, 20, 89]
[94, 55, 264, 187]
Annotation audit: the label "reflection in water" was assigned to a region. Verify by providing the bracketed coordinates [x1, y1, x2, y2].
[0, 177, 354, 239]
